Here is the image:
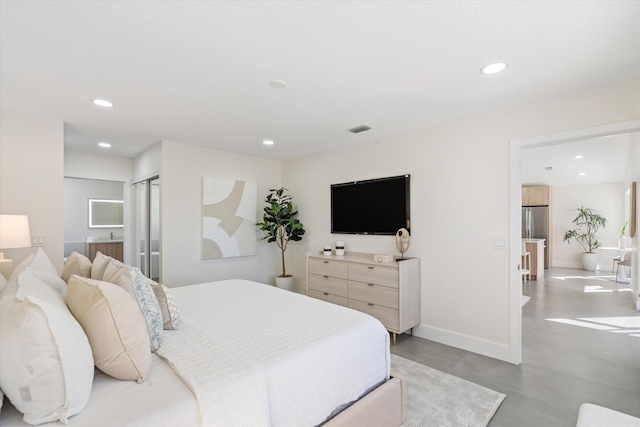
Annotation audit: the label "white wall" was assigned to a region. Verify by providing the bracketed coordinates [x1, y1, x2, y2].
[283, 77, 640, 362]
[552, 183, 626, 270]
[158, 140, 282, 287]
[0, 110, 64, 272]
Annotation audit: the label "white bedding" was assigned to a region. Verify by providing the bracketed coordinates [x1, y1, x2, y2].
[0, 279, 389, 426]
[0, 354, 198, 426]
[158, 279, 390, 427]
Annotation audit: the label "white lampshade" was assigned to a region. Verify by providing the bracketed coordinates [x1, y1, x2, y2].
[0, 215, 32, 249]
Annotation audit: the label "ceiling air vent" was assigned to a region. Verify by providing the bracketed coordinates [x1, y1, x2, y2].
[545, 166, 554, 171]
[348, 125, 372, 134]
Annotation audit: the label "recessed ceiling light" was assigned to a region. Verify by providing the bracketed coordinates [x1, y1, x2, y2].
[269, 80, 287, 89]
[574, 155, 583, 159]
[98, 142, 111, 148]
[579, 172, 586, 176]
[480, 62, 508, 74]
[263, 140, 274, 145]
[92, 99, 113, 107]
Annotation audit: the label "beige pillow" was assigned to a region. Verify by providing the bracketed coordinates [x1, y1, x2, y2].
[67, 275, 151, 383]
[61, 251, 92, 282]
[149, 280, 181, 330]
[90, 251, 111, 280]
[102, 260, 163, 351]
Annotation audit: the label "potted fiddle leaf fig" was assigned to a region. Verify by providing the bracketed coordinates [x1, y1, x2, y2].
[257, 187, 305, 290]
[563, 206, 607, 271]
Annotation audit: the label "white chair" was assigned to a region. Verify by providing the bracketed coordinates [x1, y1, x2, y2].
[521, 242, 531, 282]
[615, 251, 631, 282]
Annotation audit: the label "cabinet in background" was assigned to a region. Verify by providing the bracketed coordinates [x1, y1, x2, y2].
[522, 185, 550, 206]
[307, 252, 420, 345]
[86, 241, 123, 262]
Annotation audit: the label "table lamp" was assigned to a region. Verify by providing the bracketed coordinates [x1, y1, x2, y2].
[0, 214, 32, 279]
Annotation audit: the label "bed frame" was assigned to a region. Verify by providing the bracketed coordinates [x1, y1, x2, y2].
[325, 373, 405, 427]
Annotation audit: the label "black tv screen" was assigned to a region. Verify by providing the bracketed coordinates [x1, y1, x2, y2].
[331, 175, 410, 235]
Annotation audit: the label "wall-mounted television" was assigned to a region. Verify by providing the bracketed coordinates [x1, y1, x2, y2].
[331, 175, 410, 235]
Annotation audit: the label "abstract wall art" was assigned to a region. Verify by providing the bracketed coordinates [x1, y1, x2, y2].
[202, 177, 257, 259]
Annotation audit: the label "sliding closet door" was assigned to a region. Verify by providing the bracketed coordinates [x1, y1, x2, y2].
[134, 176, 160, 281]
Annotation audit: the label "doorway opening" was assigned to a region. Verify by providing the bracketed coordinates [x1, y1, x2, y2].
[509, 119, 640, 364]
[64, 177, 125, 263]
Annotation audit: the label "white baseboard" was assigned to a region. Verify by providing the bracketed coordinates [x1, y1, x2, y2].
[413, 324, 515, 364]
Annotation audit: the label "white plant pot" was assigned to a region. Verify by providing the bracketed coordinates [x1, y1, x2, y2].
[619, 236, 627, 250]
[275, 276, 294, 291]
[582, 252, 598, 272]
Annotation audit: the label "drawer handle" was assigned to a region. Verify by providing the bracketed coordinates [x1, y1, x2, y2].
[368, 303, 374, 306]
[367, 283, 374, 287]
[323, 261, 329, 264]
[368, 266, 374, 270]
[324, 275, 329, 278]
[324, 292, 329, 296]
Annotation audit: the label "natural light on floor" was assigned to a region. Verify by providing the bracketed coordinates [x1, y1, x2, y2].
[546, 316, 640, 337]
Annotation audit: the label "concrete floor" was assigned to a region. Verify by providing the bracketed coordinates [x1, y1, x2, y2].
[390, 267, 640, 427]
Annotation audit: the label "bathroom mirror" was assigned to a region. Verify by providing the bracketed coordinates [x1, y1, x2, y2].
[89, 199, 124, 228]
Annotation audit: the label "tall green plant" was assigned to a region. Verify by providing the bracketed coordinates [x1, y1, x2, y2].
[563, 206, 607, 253]
[257, 188, 305, 277]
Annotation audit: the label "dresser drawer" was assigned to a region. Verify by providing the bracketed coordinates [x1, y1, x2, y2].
[309, 274, 348, 297]
[348, 281, 399, 309]
[309, 290, 348, 307]
[348, 299, 399, 331]
[308, 258, 348, 279]
[348, 264, 398, 288]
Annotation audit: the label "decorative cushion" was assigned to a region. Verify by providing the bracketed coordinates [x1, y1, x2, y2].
[103, 260, 163, 351]
[61, 251, 92, 283]
[0, 271, 94, 425]
[26, 267, 68, 300]
[67, 275, 151, 383]
[149, 280, 181, 330]
[90, 251, 111, 280]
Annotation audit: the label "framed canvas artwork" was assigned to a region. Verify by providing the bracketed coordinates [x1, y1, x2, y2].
[202, 177, 257, 259]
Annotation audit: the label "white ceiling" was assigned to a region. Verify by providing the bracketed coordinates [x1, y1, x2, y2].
[521, 133, 635, 187]
[1, 1, 638, 171]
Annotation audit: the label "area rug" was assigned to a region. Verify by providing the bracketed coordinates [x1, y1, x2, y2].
[391, 354, 505, 427]
[522, 295, 531, 306]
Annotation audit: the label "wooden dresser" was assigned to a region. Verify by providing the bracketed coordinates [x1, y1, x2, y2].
[307, 252, 420, 344]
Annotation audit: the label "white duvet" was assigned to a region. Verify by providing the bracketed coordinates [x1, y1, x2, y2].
[157, 279, 390, 427]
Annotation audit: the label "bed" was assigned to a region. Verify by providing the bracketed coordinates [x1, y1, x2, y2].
[0, 250, 403, 427]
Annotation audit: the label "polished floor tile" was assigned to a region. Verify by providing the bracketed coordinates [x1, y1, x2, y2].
[391, 267, 640, 426]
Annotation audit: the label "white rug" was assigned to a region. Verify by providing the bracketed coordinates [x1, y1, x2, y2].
[391, 354, 505, 427]
[522, 295, 531, 306]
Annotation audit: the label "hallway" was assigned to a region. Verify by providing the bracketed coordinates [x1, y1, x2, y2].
[391, 267, 640, 426]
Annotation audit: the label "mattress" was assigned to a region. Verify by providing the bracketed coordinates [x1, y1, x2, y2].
[159, 279, 390, 426]
[0, 354, 199, 426]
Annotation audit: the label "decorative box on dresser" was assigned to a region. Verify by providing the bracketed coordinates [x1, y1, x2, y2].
[307, 252, 420, 345]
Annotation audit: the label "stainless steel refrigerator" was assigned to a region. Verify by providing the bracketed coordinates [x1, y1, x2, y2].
[522, 206, 549, 268]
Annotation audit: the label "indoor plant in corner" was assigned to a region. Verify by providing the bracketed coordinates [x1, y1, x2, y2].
[257, 187, 305, 291]
[563, 206, 607, 271]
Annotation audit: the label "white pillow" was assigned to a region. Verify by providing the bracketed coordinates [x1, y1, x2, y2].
[67, 276, 151, 383]
[61, 251, 92, 283]
[0, 271, 94, 425]
[90, 251, 111, 280]
[26, 267, 67, 300]
[0, 273, 7, 294]
[103, 260, 163, 351]
[149, 280, 181, 330]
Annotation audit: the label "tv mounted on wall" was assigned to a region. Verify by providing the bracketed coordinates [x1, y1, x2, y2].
[331, 174, 410, 235]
